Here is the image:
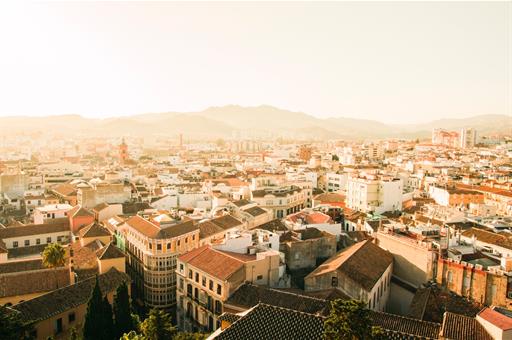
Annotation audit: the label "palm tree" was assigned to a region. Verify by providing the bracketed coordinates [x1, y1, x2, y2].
[42, 243, 66, 289]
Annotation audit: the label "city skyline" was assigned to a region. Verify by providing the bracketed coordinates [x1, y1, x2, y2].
[0, 1, 510, 124]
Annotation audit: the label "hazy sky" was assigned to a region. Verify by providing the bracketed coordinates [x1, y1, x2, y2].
[0, 1, 510, 124]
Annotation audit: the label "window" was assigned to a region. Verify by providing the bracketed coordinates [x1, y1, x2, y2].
[192, 235, 195, 240]
[202, 276, 207, 287]
[57, 236, 62, 243]
[195, 272, 199, 283]
[217, 284, 222, 295]
[256, 275, 263, 281]
[157, 244, 162, 251]
[47, 237, 52, 243]
[54, 318, 63, 334]
[177, 240, 181, 246]
[179, 263, 184, 272]
[36, 238, 41, 245]
[447, 271, 453, 283]
[463, 276, 470, 289]
[215, 300, 222, 314]
[209, 280, 213, 290]
[167, 243, 171, 250]
[13, 241, 18, 248]
[24, 240, 30, 246]
[188, 270, 193, 279]
[331, 277, 338, 287]
[68, 312, 76, 323]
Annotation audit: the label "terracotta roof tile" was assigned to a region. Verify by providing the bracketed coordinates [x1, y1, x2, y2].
[306, 240, 393, 291]
[178, 245, 246, 280]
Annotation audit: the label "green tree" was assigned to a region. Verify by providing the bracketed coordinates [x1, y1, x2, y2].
[323, 299, 384, 340]
[102, 297, 114, 340]
[42, 243, 66, 289]
[139, 309, 177, 340]
[120, 331, 145, 340]
[69, 327, 81, 340]
[0, 305, 30, 340]
[114, 282, 135, 338]
[83, 277, 104, 340]
[173, 333, 208, 340]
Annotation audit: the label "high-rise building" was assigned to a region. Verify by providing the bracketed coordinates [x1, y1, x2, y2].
[460, 128, 477, 149]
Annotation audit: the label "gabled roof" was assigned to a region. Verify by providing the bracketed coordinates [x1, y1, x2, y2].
[462, 227, 512, 250]
[477, 307, 512, 331]
[370, 310, 441, 339]
[79, 222, 111, 238]
[199, 215, 243, 239]
[13, 268, 130, 323]
[51, 183, 77, 197]
[0, 222, 69, 239]
[225, 283, 331, 315]
[440, 312, 492, 340]
[178, 245, 247, 281]
[305, 240, 393, 291]
[252, 219, 288, 232]
[68, 205, 94, 218]
[96, 243, 125, 260]
[0, 264, 70, 299]
[214, 303, 324, 340]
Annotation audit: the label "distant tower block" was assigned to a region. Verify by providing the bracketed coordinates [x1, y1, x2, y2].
[119, 138, 128, 164]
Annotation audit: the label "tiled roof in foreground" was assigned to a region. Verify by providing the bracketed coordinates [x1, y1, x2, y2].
[370, 310, 441, 339]
[439, 312, 492, 340]
[225, 283, 331, 315]
[214, 303, 324, 340]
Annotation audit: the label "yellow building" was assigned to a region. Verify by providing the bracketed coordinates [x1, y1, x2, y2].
[120, 213, 200, 309]
[176, 245, 281, 332]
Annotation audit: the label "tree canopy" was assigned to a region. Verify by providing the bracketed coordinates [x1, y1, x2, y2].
[139, 309, 177, 340]
[113, 282, 135, 338]
[0, 305, 31, 340]
[323, 299, 384, 340]
[42, 243, 66, 269]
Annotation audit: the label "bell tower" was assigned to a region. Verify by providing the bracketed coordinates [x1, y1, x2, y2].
[119, 138, 128, 164]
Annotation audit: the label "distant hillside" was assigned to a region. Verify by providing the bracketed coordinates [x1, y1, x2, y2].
[0, 106, 510, 139]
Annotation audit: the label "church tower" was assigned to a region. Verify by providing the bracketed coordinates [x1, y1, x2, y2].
[119, 138, 128, 164]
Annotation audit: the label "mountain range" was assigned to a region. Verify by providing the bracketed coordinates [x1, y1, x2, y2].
[0, 105, 510, 140]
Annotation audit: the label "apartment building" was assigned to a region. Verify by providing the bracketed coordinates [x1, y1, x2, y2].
[251, 186, 306, 219]
[346, 176, 402, 214]
[0, 222, 71, 254]
[325, 172, 348, 193]
[77, 181, 131, 208]
[176, 244, 281, 332]
[460, 128, 477, 149]
[428, 185, 484, 207]
[304, 240, 393, 312]
[120, 213, 199, 309]
[33, 204, 73, 224]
